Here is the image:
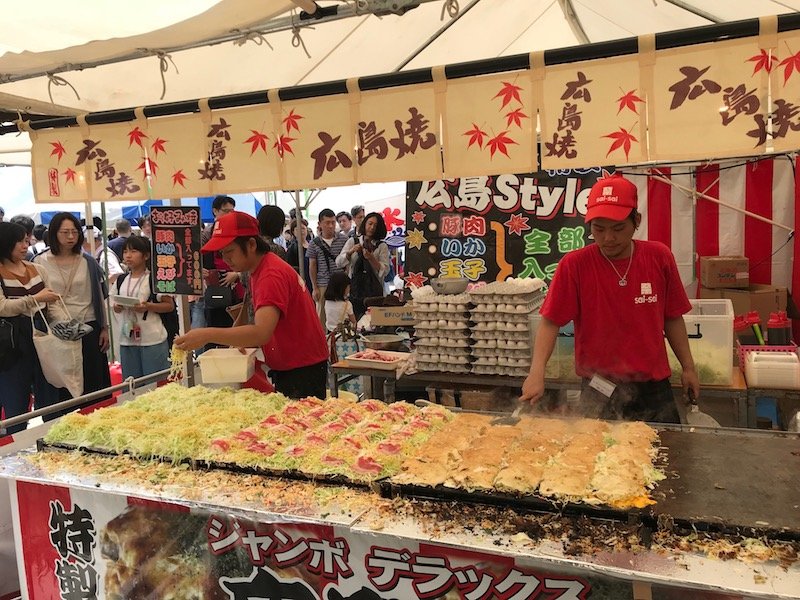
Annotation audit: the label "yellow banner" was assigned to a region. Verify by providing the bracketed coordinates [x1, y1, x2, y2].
[444, 72, 536, 178]
[280, 95, 357, 189]
[29, 29, 784, 203]
[31, 127, 88, 203]
[139, 113, 208, 199]
[769, 30, 800, 152]
[358, 83, 443, 183]
[650, 37, 769, 161]
[541, 55, 647, 170]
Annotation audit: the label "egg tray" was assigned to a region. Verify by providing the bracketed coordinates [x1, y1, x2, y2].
[415, 319, 471, 329]
[414, 338, 472, 349]
[472, 339, 530, 350]
[414, 311, 472, 321]
[470, 300, 540, 314]
[414, 303, 472, 313]
[471, 365, 530, 377]
[413, 293, 472, 306]
[416, 362, 472, 373]
[413, 326, 472, 336]
[472, 348, 531, 359]
[468, 290, 544, 303]
[469, 312, 531, 323]
[471, 322, 531, 333]
[416, 355, 473, 366]
[470, 330, 531, 341]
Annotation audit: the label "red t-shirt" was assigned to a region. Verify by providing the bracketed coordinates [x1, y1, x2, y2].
[540, 240, 691, 382]
[250, 251, 329, 371]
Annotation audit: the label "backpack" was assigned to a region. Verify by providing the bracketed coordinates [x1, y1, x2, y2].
[116, 272, 180, 347]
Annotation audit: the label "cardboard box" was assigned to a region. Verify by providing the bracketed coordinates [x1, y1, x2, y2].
[699, 284, 787, 325]
[369, 304, 416, 326]
[700, 256, 750, 288]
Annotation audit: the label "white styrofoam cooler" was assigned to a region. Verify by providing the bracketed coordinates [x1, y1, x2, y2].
[744, 351, 800, 389]
[198, 348, 256, 383]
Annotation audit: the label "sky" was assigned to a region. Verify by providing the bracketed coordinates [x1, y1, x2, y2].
[0, 165, 406, 225]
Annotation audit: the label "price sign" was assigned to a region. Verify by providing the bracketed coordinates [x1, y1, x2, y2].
[150, 206, 203, 295]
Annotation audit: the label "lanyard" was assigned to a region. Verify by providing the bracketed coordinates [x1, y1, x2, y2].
[125, 273, 147, 300]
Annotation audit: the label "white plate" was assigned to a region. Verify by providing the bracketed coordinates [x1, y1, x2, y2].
[345, 350, 408, 370]
[111, 294, 141, 307]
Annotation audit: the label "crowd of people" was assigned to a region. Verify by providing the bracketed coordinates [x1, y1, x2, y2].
[0, 198, 397, 430]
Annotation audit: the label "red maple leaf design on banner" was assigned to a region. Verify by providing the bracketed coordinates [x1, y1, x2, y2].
[63, 168, 77, 184]
[411, 210, 426, 225]
[128, 126, 148, 148]
[274, 135, 296, 157]
[464, 123, 488, 149]
[50, 141, 66, 162]
[603, 126, 638, 160]
[283, 109, 303, 133]
[779, 49, 800, 84]
[747, 49, 777, 75]
[244, 130, 270, 155]
[487, 131, 517, 158]
[616, 90, 644, 114]
[504, 213, 531, 236]
[171, 170, 188, 188]
[404, 272, 428, 289]
[151, 137, 168, 156]
[505, 108, 528, 128]
[493, 82, 523, 109]
[137, 158, 158, 178]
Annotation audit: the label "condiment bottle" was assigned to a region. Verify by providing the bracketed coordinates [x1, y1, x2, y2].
[767, 312, 789, 345]
[745, 311, 766, 346]
[734, 315, 757, 345]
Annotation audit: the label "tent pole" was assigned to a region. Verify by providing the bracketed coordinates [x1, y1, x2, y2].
[294, 190, 306, 283]
[5, 12, 800, 136]
[100, 201, 116, 363]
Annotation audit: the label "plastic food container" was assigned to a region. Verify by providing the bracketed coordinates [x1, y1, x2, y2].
[668, 299, 734, 385]
[198, 348, 256, 383]
[745, 351, 800, 389]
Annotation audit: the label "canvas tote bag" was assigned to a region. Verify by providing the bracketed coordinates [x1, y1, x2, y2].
[31, 303, 83, 398]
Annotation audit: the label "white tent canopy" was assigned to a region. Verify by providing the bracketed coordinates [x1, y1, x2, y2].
[2, 1, 800, 116]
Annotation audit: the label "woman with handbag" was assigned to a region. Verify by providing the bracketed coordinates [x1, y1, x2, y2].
[336, 212, 390, 321]
[0, 222, 60, 434]
[34, 213, 111, 414]
[287, 218, 313, 294]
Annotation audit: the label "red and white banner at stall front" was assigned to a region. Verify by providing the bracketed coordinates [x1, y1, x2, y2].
[630, 155, 798, 291]
[10, 479, 595, 600]
[28, 27, 800, 202]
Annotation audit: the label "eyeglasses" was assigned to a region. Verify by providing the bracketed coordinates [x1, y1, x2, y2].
[58, 229, 79, 237]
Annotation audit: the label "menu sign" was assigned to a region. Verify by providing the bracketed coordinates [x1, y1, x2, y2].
[150, 206, 203, 295]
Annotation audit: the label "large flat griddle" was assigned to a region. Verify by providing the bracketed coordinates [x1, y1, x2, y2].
[655, 429, 800, 536]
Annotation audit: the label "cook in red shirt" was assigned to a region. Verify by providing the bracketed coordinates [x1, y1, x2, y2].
[175, 211, 329, 398]
[520, 174, 699, 422]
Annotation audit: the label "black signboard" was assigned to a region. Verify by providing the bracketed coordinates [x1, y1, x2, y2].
[150, 206, 203, 295]
[404, 169, 606, 287]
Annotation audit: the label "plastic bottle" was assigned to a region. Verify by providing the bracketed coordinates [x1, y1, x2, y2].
[734, 315, 758, 345]
[779, 310, 792, 345]
[767, 312, 789, 345]
[745, 311, 766, 345]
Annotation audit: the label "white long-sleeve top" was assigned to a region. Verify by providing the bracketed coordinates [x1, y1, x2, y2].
[336, 235, 390, 280]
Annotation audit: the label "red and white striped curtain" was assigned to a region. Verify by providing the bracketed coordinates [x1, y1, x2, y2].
[627, 156, 799, 299]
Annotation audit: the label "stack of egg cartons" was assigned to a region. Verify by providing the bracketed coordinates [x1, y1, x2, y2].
[469, 278, 546, 377]
[410, 286, 473, 373]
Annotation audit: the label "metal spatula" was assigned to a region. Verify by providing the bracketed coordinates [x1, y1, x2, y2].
[491, 402, 526, 426]
[685, 388, 720, 427]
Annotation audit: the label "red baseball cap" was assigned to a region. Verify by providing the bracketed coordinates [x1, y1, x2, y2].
[585, 173, 638, 223]
[201, 211, 260, 252]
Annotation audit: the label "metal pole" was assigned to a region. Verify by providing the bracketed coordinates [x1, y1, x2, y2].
[4, 13, 800, 136]
[101, 201, 116, 362]
[0, 367, 176, 433]
[294, 190, 306, 282]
